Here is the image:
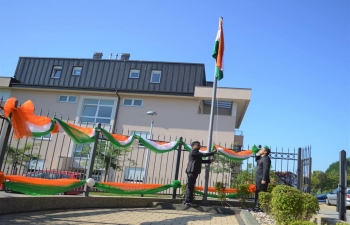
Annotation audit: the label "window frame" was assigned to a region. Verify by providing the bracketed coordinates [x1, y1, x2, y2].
[73, 143, 92, 158]
[129, 69, 140, 79]
[79, 98, 116, 125]
[123, 99, 143, 107]
[72, 66, 83, 76]
[58, 95, 77, 103]
[51, 66, 63, 79]
[150, 70, 161, 83]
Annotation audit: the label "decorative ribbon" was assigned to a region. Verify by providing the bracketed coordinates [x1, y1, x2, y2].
[2, 98, 267, 161]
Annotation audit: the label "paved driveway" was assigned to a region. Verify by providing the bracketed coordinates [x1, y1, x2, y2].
[0, 208, 240, 225]
[319, 203, 350, 222]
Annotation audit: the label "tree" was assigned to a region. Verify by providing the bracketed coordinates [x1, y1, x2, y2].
[311, 171, 327, 194]
[5, 144, 40, 174]
[274, 171, 297, 187]
[324, 157, 350, 190]
[80, 141, 135, 182]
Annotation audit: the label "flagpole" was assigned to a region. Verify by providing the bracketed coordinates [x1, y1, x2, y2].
[202, 66, 218, 205]
[202, 17, 223, 204]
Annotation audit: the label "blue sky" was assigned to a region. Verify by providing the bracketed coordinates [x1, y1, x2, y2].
[0, 1, 349, 172]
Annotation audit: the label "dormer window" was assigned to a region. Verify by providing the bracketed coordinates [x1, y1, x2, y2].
[51, 66, 62, 78]
[150, 70, 161, 83]
[129, 69, 140, 78]
[72, 66, 82, 76]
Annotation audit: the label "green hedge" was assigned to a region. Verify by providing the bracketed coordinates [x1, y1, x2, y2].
[260, 185, 320, 225]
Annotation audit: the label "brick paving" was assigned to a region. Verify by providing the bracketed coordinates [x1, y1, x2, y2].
[0, 208, 240, 225]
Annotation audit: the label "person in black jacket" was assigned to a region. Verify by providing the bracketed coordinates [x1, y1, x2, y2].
[255, 146, 271, 209]
[184, 141, 217, 207]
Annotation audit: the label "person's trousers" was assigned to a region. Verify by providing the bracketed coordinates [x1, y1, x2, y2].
[255, 182, 268, 205]
[185, 172, 198, 203]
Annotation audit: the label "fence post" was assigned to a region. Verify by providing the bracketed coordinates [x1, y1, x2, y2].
[84, 123, 101, 197]
[0, 118, 12, 171]
[297, 147, 302, 191]
[338, 150, 347, 221]
[308, 157, 312, 193]
[172, 137, 183, 199]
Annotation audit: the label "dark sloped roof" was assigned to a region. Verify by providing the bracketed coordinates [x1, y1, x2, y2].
[12, 57, 207, 95]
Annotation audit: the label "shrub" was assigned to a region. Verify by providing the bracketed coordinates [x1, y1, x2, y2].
[237, 184, 251, 208]
[301, 193, 320, 221]
[271, 185, 304, 224]
[267, 183, 277, 193]
[214, 182, 226, 207]
[180, 184, 195, 200]
[290, 221, 315, 225]
[258, 192, 272, 214]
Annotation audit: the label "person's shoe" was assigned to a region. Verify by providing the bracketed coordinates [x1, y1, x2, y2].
[185, 202, 198, 207]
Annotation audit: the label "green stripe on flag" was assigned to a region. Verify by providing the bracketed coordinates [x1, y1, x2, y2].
[215, 66, 223, 81]
[212, 40, 219, 59]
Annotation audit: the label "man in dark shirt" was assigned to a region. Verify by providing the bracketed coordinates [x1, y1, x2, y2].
[255, 146, 271, 209]
[184, 141, 217, 207]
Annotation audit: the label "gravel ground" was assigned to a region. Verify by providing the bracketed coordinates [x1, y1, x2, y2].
[249, 210, 276, 225]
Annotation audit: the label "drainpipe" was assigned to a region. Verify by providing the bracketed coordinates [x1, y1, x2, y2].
[113, 90, 121, 133]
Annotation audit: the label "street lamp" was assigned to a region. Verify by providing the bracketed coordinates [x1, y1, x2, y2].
[143, 111, 157, 183]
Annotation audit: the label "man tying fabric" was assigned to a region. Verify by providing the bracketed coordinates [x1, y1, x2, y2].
[184, 141, 217, 207]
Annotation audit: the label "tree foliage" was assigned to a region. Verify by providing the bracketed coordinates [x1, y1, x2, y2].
[80, 141, 135, 182]
[311, 158, 350, 194]
[274, 171, 297, 186]
[5, 144, 40, 174]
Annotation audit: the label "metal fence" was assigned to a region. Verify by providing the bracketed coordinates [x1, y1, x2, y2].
[0, 113, 312, 198]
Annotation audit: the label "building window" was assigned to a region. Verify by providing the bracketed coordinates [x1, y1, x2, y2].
[58, 95, 77, 103]
[80, 99, 114, 124]
[123, 99, 142, 107]
[150, 70, 161, 83]
[72, 66, 82, 76]
[124, 166, 145, 182]
[129, 69, 140, 78]
[26, 159, 45, 171]
[74, 143, 91, 158]
[51, 66, 62, 78]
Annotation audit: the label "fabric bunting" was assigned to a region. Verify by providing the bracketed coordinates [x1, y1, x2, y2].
[0, 172, 85, 196]
[94, 180, 181, 194]
[135, 135, 181, 153]
[2, 98, 264, 162]
[100, 128, 134, 147]
[55, 118, 96, 144]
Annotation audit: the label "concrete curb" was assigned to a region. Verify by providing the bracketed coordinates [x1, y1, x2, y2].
[151, 202, 241, 215]
[239, 210, 260, 225]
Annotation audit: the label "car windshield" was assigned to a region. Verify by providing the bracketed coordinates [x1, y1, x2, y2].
[347, 190, 350, 194]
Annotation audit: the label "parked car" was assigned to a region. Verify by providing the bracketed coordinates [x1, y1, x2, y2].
[326, 187, 350, 206]
[316, 193, 329, 202]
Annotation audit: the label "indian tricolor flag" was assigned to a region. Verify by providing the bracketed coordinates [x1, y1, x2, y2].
[212, 17, 224, 81]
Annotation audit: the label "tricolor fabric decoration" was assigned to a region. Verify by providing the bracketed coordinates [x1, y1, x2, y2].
[212, 17, 225, 81]
[55, 118, 96, 144]
[0, 171, 85, 196]
[94, 180, 182, 195]
[135, 135, 181, 153]
[2, 97, 266, 162]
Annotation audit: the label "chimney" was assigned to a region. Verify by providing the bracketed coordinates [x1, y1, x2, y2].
[120, 53, 130, 60]
[93, 52, 103, 59]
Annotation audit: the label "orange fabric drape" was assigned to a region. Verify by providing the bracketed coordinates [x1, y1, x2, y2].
[3, 175, 81, 186]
